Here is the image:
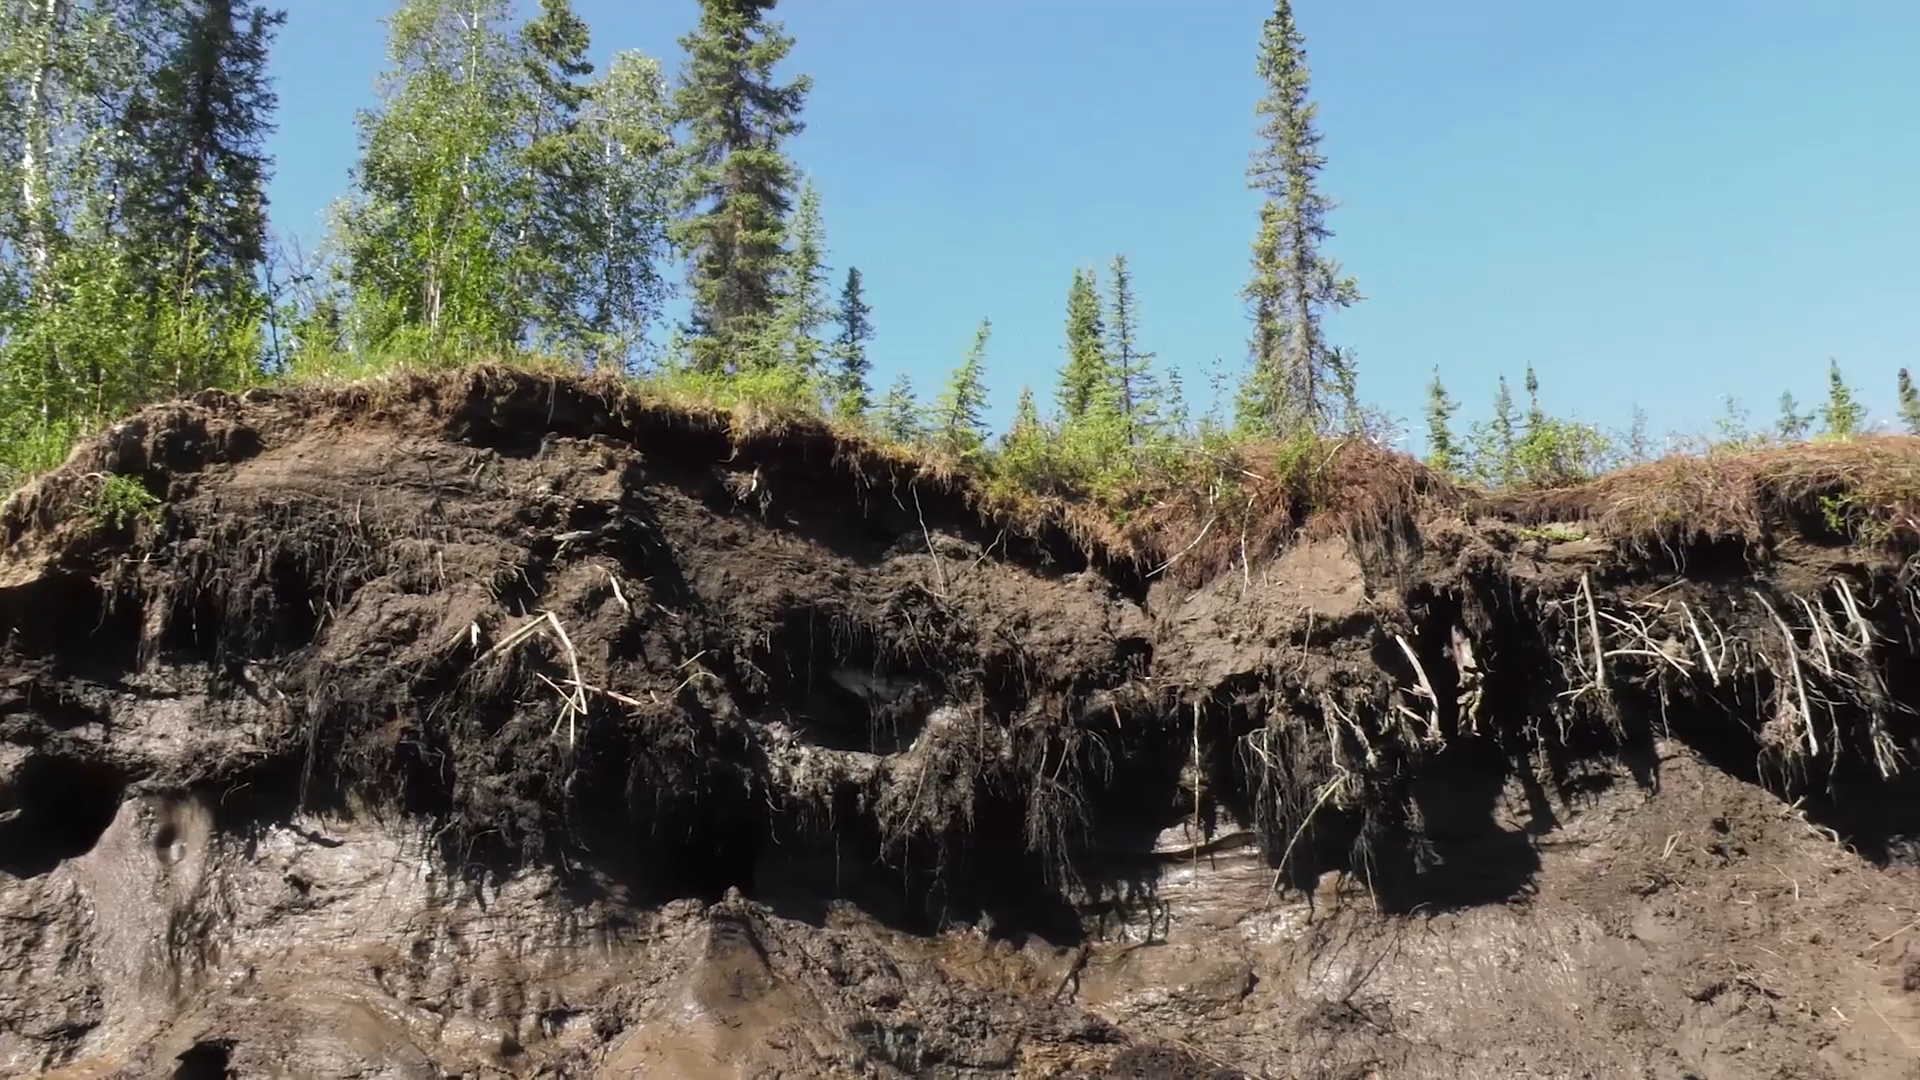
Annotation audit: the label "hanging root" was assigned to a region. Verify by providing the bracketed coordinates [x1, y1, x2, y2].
[1679, 600, 1724, 686]
[1391, 633, 1442, 746]
[476, 610, 592, 749]
[1756, 595, 1819, 759]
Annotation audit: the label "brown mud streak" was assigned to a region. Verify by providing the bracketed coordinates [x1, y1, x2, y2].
[0, 367, 1918, 1077]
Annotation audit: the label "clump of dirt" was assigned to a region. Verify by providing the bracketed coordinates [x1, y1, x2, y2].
[3, 367, 1920, 1078]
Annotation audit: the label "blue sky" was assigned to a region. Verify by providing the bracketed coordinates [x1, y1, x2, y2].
[266, 1, 1920, 446]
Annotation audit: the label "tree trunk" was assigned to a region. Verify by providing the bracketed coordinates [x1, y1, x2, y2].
[20, 0, 69, 287]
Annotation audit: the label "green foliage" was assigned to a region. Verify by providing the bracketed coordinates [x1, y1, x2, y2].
[118, 0, 283, 311]
[330, 0, 675, 366]
[1057, 267, 1108, 421]
[772, 177, 831, 374]
[830, 266, 873, 417]
[670, 0, 810, 374]
[0, 0, 278, 485]
[878, 372, 921, 444]
[0, 416, 81, 493]
[86, 473, 160, 530]
[1897, 368, 1919, 435]
[931, 319, 991, 459]
[1239, 0, 1359, 438]
[1104, 254, 1158, 447]
[1624, 406, 1653, 464]
[1821, 358, 1864, 438]
[1775, 391, 1813, 443]
[1511, 415, 1615, 488]
[1468, 376, 1519, 488]
[996, 385, 1052, 480]
[1461, 368, 1614, 489]
[1423, 368, 1461, 478]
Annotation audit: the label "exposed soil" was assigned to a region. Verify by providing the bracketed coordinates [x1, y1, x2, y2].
[4, 369, 1920, 1078]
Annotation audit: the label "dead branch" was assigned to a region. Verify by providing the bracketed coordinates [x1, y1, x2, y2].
[476, 611, 590, 748]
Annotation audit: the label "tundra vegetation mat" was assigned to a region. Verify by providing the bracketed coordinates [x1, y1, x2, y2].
[4, 367, 1920, 1078]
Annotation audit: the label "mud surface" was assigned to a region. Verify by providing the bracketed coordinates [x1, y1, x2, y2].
[4, 371, 1920, 1077]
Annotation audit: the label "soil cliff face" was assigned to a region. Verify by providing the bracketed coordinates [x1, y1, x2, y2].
[4, 370, 1920, 1078]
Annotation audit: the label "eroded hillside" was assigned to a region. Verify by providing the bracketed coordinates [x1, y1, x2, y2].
[4, 369, 1920, 1078]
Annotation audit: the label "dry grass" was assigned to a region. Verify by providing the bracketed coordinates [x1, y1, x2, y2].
[1111, 437, 1463, 585]
[15, 361, 1920, 588]
[1488, 435, 1920, 553]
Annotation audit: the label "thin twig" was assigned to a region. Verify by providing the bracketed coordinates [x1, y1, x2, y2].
[1147, 513, 1217, 578]
[912, 485, 950, 596]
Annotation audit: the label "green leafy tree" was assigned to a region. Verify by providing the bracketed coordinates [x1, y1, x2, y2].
[1821, 358, 1864, 438]
[1, 0, 186, 476]
[1424, 368, 1461, 478]
[1236, 0, 1359, 437]
[878, 371, 920, 444]
[570, 50, 677, 368]
[335, 0, 526, 354]
[1775, 391, 1812, 442]
[1104, 253, 1159, 447]
[931, 318, 990, 458]
[324, 0, 675, 367]
[670, 0, 809, 373]
[1056, 266, 1108, 421]
[772, 176, 830, 373]
[830, 265, 873, 416]
[1898, 368, 1920, 435]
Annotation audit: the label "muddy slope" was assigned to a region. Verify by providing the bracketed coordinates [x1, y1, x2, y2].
[4, 370, 1920, 1078]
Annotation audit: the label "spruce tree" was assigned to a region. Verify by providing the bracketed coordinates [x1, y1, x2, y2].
[932, 319, 991, 458]
[1523, 364, 1545, 428]
[1424, 368, 1460, 478]
[514, 0, 596, 345]
[1775, 391, 1812, 442]
[1105, 253, 1158, 447]
[117, 0, 284, 393]
[879, 372, 920, 444]
[1162, 365, 1190, 440]
[1471, 375, 1518, 489]
[670, 0, 810, 373]
[119, 0, 283, 312]
[1625, 405, 1652, 463]
[831, 265, 873, 416]
[1006, 385, 1042, 443]
[1057, 266, 1108, 421]
[1899, 368, 1920, 436]
[1237, 0, 1358, 437]
[773, 177, 830, 373]
[1821, 358, 1863, 438]
[999, 383, 1048, 478]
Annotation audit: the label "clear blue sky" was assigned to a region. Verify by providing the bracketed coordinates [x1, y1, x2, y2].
[266, 1, 1920, 445]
